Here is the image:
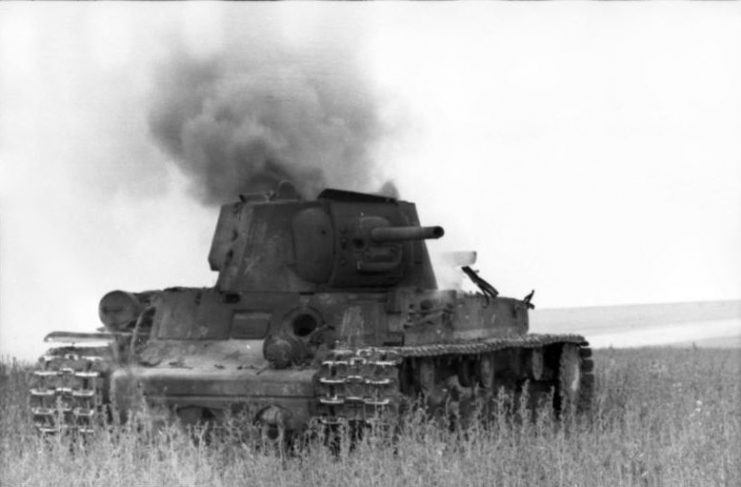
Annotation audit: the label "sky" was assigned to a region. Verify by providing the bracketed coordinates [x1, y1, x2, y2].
[1, 4, 740, 360]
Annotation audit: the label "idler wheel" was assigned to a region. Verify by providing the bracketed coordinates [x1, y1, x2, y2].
[557, 344, 582, 415]
[256, 406, 289, 451]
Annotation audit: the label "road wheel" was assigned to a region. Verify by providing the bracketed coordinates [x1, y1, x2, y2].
[477, 354, 495, 389]
[457, 358, 476, 388]
[417, 358, 436, 394]
[529, 348, 544, 381]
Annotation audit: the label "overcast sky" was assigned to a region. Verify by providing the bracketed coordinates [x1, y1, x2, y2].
[1, 4, 740, 360]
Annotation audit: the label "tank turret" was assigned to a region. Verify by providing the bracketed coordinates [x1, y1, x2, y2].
[208, 187, 442, 292]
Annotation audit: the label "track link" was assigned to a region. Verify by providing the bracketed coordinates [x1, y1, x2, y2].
[29, 347, 109, 435]
[314, 348, 402, 425]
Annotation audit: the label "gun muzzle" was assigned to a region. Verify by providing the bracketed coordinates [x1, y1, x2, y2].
[370, 225, 444, 243]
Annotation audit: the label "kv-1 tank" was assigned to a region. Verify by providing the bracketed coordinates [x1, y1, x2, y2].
[29, 182, 593, 438]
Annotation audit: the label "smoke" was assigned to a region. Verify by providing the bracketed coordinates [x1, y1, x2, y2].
[148, 42, 388, 204]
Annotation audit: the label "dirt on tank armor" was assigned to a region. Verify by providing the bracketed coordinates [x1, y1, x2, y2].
[30, 181, 594, 438]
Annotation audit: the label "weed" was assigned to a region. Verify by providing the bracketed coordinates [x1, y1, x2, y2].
[1, 349, 739, 486]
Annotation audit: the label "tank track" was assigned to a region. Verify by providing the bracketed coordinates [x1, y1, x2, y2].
[313, 334, 592, 424]
[29, 347, 110, 435]
[391, 333, 588, 357]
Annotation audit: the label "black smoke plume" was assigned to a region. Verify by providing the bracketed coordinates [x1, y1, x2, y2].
[148, 45, 387, 205]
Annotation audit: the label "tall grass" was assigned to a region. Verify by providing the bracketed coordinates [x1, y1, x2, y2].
[1, 348, 739, 487]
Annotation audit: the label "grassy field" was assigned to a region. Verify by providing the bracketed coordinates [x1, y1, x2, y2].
[1, 347, 739, 487]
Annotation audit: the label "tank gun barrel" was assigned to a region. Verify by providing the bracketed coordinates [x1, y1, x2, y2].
[370, 225, 444, 243]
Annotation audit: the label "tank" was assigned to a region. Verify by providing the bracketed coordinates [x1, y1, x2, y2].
[29, 182, 594, 438]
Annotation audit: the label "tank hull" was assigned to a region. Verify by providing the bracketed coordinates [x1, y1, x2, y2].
[31, 334, 594, 435]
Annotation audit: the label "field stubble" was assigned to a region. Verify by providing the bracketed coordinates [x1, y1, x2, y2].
[0, 348, 739, 487]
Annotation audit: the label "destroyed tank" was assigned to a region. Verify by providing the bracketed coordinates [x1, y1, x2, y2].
[30, 182, 594, 438]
